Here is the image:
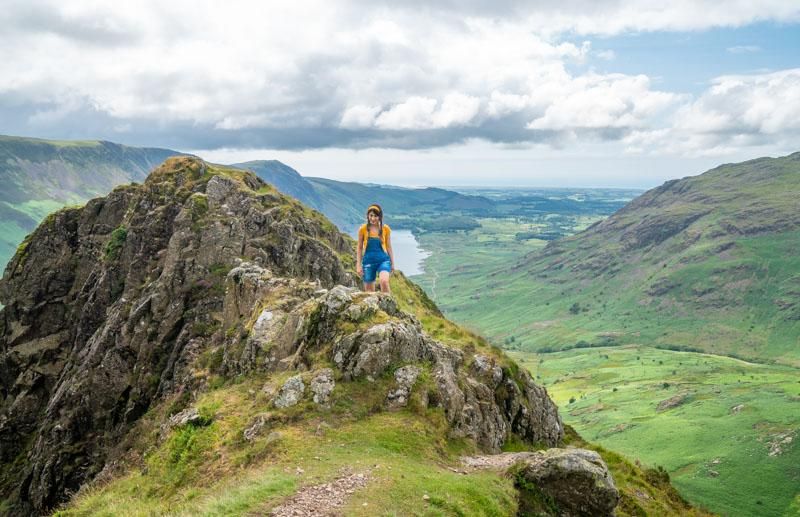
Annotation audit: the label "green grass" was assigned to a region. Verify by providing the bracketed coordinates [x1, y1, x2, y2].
[510, 346, 800, 517]
[56, 374, 519, 516]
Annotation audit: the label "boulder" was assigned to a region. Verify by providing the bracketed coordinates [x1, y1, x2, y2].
[513, 448, 620, 517]
[167, 407, 205, 428]
[310, 369, 335, 406]
[274, 375, 305, 408]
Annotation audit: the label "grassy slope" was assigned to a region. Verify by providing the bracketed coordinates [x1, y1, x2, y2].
[502, 153, 800, 366]
[415, 153, 800, 367]
[510, 347, 800, 517]
[50, 274, 706, 517]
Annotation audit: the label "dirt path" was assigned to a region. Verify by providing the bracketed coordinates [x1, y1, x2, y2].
[266, 470, 371, 517]
[460, 452, 539, 472]
[423, 241, 443, 302]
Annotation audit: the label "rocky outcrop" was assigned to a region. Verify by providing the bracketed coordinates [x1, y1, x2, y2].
[387, 365, 422, 408]
[0, 157, 353, 514]
[0, 157, 563, 514]
[222, 284, 563, 452]
[310, 368, 335, 406]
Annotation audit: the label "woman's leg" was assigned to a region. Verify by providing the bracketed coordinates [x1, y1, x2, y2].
[364, 282, 376, 292]
[378, 271, 391, 294]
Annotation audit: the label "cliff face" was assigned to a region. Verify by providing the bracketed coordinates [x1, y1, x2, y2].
[0, 157, 562, 514]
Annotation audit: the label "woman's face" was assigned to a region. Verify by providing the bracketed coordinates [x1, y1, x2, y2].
[368, 211, 380, 225]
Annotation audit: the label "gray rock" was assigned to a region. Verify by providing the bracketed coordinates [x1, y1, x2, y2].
[243, 413, 273, 442]
[327, 302, 562, 451]
[274, 375, 306, 408]
[514, 448, 620, 517]
[168, 407, 205, 428]
[310, 369, 335, 406]
[471, 354, 503, 387]
[387, 365, 422, 408]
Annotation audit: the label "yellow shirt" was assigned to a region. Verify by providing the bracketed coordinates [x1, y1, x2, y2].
[358, 223, 391, 254]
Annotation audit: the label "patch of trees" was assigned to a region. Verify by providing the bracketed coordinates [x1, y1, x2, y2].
[415, 215, 480, 232]
[515, 230, 563, 241]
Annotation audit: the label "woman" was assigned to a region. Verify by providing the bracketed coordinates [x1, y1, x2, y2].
[356, 204, 394, 293]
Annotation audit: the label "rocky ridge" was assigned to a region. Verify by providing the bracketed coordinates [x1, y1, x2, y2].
[0, 157, 566, 514]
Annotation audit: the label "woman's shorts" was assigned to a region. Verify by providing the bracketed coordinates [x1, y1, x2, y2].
[362, 259, 392, 283]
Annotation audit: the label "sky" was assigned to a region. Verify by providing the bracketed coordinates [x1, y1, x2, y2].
[1, 1, 799, 188]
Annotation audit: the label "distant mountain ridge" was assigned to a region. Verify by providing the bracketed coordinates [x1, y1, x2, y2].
[481, 152, 800, 365]
[0, 135, 183, 272]
[233, 160, 496, 232]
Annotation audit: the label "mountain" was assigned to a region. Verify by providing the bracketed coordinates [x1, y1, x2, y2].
[0, 157, 704, 516]
[474, 152, 800, 366]
[0, 135, 183, 272]
[233, 160, 495, 232]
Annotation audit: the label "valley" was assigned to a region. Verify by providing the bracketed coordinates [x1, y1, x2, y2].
[407, 165, 800, 516]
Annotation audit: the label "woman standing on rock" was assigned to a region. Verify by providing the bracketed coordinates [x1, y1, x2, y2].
[356, 204, 394, 293]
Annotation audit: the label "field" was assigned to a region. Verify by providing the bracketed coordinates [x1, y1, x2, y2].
[509, 346, 800, 517]
[409, 187, 800, 516]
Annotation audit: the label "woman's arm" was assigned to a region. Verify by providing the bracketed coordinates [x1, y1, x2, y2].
[356, 231, 363, 275]
[386, 233, 394, 272]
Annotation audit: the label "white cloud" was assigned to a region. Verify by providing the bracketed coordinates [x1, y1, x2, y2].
[340, 105, 382, 129]
[0, 0, 798, 158]
[374, 97, 439, 130]
[623, 69, 800, 156]
[527, 74, 681, 131]
[726, 45, 761, 54]
[595, 49, 617, 60]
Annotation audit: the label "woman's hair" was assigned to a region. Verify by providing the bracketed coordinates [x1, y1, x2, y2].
[366, 204, 383, 233]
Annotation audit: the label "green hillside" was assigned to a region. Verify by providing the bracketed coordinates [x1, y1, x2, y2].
[510, 347, 800, 517]
[432, 152, 800, 367]
[0, 135, 181, 272]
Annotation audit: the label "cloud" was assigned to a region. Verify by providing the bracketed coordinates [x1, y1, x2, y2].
[0, 0, 798, 157]
[526, 74, 682, 132]
[726, 45, 761, 54]
[624, 69, 800, 156]
[595, 49, 617, 60]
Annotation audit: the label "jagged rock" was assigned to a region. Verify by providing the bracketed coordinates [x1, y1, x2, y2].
[274, 375, 306, 408]
[387, 365, 422, 408]
[320, 293, 561, 451]
[0, 157, 355, 514]
[168, 407, 205, 428]
[333, 322, 429, 380]
[310, 369, 335, 406]
[243, 413, 274, 442]
[471, 354, 503, 387]
[513, 448, 620, 517]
